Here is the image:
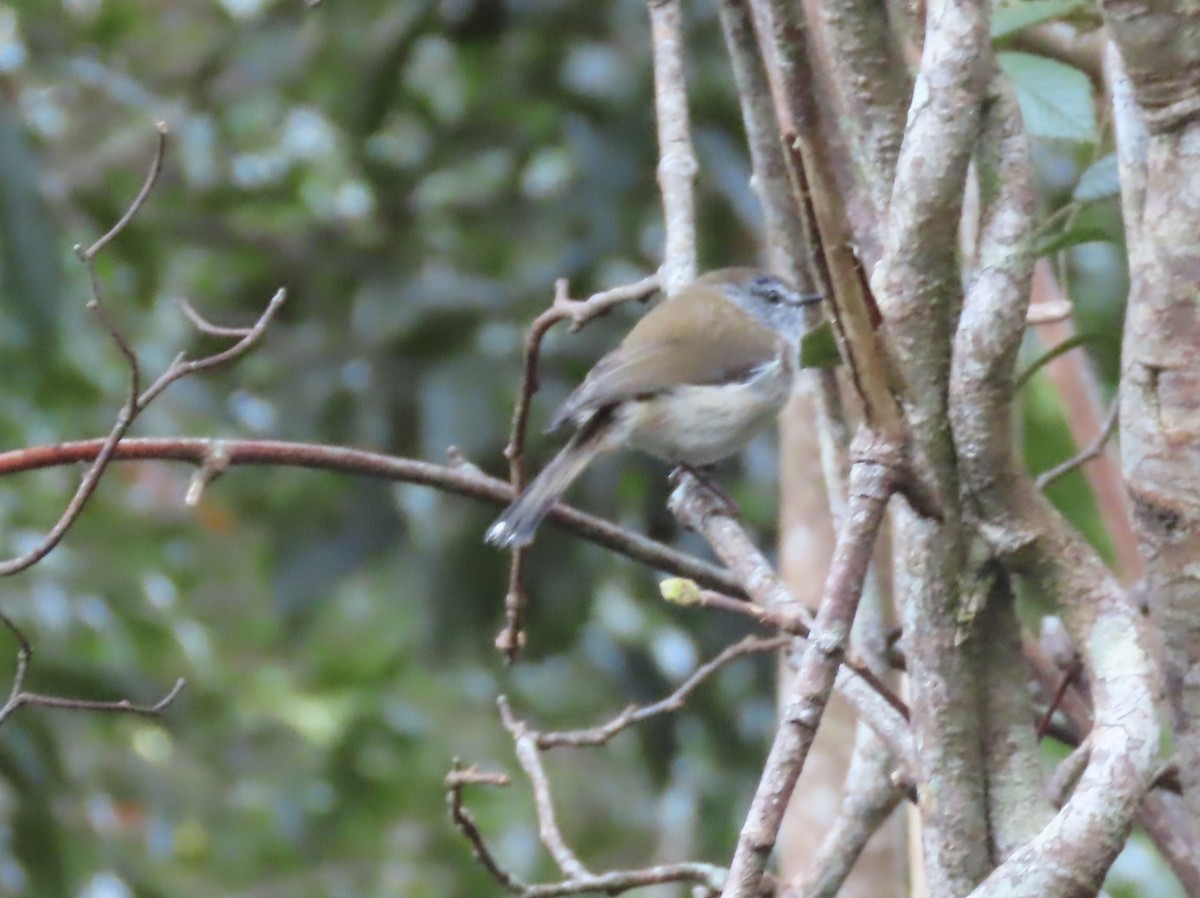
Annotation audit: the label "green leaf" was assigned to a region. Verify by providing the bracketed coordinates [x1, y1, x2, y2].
[991, 0, 1090, 38]
[999, 52, 1097, 143]
[799, 320, 843, 369]
[1073, 153, 1120, 202]
[1036, 224, 1110, 256]
[1015, 332, 1102, 389]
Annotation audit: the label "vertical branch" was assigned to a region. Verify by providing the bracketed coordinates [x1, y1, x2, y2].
[950, 81, 1161, 898]
[965, 88, 1053, 860]
[1102, 0, 1200, 837]
[647, 0, 699, 294]
[804, 0, 911, 219]
[974, 575, 1053, 856]
[860, 0, 992, 886]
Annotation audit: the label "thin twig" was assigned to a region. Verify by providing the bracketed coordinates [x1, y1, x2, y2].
[665, 587, 910, 721]
[78, 121, 169, 263]
[499, 696, 592, 880]
[450, 692, 728, 898]
[446, 759, 725, 898]
[0, 287, 285, 579]
[537, 636, 790, 749]
[137, 288, 287, 409]
[0, 122, 283, 580]
[445, 761, 525, 894]
[0, 126, 169, 579]
[1035, 396, 1120, 491]
[1035, 657, 1082, 740]
[0, 610, 185, 725]
[175, 296, 257, 338]
[11, 678, 186, 719]
[495, 275, 659, 661]
[185, 441, 231, 507]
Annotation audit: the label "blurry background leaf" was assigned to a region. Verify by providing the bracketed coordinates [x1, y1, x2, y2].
[0, 101, 59, 351]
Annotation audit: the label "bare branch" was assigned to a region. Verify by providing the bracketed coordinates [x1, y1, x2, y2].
[0, 288, 284, 580]
[492, 697, 729, 896]
[495, 275, 660, 661]
[857, 0, 994, 876]
[176, 296, 257, 338]
[717, 432, 901, 898]
[662, 585, 910, 724]
[499, 696, 592, 879]
[666, 471, 915, 773]
[950, 86, 1160, 898]
[137, 288, 287, 409]
[445, 761, 526, 895]
[536, 636, 790, 750]
[0, 122, 283, 580]
[646, 0, 698, 293]
[1036, 397, 1119, 491]
[0, 610, 185, 726]
[0, 437, 748, 597]
[1102, 0, 1200, 844]
[77, 121, 169, 262]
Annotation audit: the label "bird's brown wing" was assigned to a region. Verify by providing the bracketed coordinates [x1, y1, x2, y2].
[547, 288, 781, 431]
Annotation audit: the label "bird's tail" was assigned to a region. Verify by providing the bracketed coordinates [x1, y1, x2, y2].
[485, 414, 611, 548]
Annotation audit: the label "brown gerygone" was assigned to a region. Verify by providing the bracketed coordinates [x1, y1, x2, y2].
[485, 268, 821, 548]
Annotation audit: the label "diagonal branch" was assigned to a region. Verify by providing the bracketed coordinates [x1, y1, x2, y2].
[783, 728, 907, 898]
[714, 431, 901, 898]
[536, 635, 789, 749]
[1035, 395, 1120, 491]
[499, 697, 592, 880]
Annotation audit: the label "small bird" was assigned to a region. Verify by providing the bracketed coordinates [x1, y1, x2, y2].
[485, 267, 821, 548]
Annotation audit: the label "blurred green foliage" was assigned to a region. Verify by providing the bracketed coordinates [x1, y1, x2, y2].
[0, 1, 1176, 896]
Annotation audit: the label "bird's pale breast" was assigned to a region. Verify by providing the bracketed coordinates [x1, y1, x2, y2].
[617, 360, 792, 465]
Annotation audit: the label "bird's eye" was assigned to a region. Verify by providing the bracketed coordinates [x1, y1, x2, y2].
[766, 288, 783, 304]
